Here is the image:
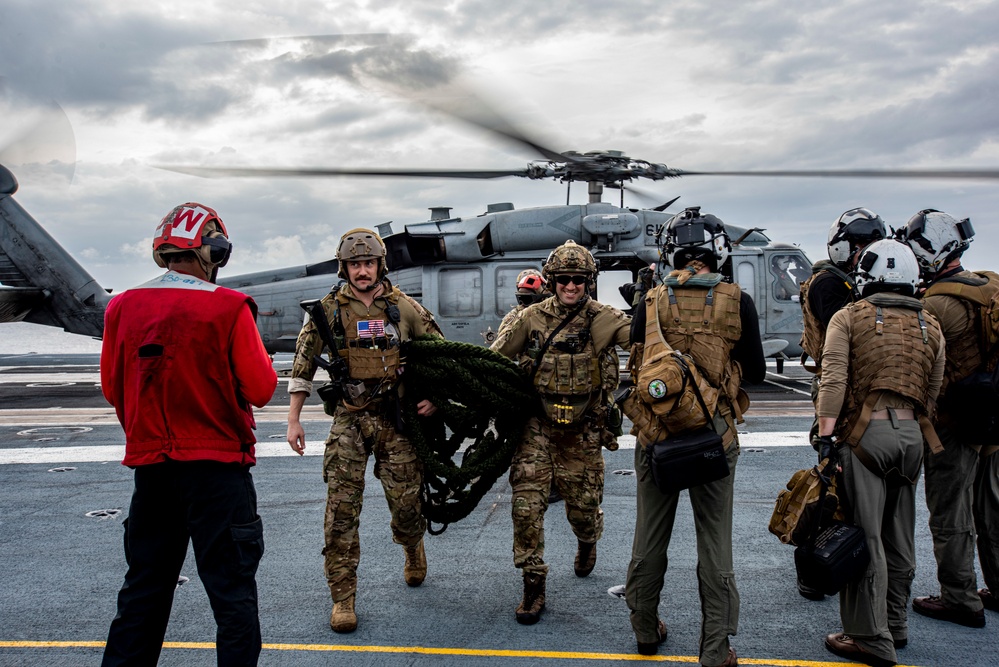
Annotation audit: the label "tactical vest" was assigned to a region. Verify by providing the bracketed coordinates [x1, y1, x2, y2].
[530, 300, 603, 425]
[334, 286, 403, 383]
[654, 281, 743, 419]
[923, 271, 999, 392]
[836, 296, 942, 446]
[799, 261, 857, 368]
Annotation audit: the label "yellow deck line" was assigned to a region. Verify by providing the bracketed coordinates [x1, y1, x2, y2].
[0, 640, 923, 666]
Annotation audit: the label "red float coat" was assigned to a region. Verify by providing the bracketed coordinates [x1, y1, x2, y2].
[101, 271, 278, 467]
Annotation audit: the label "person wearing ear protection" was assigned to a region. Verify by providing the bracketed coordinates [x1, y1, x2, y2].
[286, 227, 442, 635]
[100, 203, 278, 666]
[817, 239, 945, 667]
[490, 239, 632, 626]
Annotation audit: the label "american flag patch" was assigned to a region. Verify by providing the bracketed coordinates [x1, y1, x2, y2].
[357, 320, 386, 338]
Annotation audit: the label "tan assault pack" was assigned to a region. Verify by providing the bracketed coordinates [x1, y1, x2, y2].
[633, 288, 719, 435]
[924, 270, 999, 372]
[769, 461, 844, 546]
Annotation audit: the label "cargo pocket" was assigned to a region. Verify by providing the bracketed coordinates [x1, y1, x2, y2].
[230, 516, 265, 578]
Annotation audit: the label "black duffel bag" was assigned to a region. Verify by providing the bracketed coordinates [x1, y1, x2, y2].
[644, 369, 729, 495]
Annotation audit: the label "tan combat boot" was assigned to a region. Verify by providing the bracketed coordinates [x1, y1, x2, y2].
[574, 540, 597, 577]
[404, 538, 427, 587]
[515, 572, 546, 625]
[329, 594, 357, 633]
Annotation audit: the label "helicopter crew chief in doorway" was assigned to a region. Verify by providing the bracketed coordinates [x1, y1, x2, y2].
[100, 203, 278, 667]
[797, 207, 887, 603]
[490, 239, 631, 625]
[817, 240, 944, 667]
[286, 228, 442, 635]
[625, 208, 766, 667]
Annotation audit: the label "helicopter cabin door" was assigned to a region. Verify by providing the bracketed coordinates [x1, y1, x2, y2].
[762, 247, 810, 356]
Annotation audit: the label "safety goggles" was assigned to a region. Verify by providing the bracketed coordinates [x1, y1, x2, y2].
[555, 275, 587, 286]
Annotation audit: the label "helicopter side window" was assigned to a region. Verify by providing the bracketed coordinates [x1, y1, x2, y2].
[769, 254, 808, 302]
[438, 268, 483, 317]
[736, 260, 756, 304]
[496, 267, 525, 316]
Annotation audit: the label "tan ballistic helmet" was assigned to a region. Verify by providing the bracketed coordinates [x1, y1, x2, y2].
[516, 268, 545, 294]
[542, 240, 597, 286]
[336, 228, 388, 280]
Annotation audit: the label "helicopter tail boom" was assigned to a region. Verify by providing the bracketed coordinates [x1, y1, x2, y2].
[0, 165, 109, 338]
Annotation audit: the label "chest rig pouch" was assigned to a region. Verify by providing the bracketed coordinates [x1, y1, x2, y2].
[338, 293, 402, 383]
[531, 303, 600, 426]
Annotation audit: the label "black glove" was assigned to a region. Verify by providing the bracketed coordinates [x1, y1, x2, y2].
[816, 435, 837, 465]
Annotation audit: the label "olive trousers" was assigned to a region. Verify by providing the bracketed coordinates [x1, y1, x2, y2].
[838, 419, 922, 665]
[923, 423, 984, 612]
[626, 442, 740, 667]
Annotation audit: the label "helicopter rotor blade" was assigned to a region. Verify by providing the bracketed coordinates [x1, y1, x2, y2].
[381, 76, 573, 165]
[155, 164, 533, 180]
[672, 168, 999, 180]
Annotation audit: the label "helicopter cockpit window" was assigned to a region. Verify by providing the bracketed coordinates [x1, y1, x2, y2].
[769, 254, 809, 302]
[438, 268, 482, 317]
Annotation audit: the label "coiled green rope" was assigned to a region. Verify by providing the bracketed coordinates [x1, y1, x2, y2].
[400, 336, 538, 534]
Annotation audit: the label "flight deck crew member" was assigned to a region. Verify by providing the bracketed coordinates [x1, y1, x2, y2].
[100, 204, 278, 667]
[904, 209, 998, 628]
[625, 207, 766, 667]
[286, 228, 442, 634]
[490, 239, 631, 625]
[818, 240, 944, 667]
[500, 268, 548, 329]
[797, 207, 886, 601]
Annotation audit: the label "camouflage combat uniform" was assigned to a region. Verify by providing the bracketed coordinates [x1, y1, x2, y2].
[289, 279, 441, 602]
[490, 294, 630, 576]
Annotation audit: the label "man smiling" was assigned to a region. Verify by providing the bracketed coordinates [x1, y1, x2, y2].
[491, 239, 631, 625]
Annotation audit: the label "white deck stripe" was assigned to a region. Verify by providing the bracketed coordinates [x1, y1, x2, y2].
[0, 432, 812, 465]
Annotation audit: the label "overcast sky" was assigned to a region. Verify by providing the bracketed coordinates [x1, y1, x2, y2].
[2, 0, 998, 300]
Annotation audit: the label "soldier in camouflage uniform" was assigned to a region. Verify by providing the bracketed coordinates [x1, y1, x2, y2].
[904, 210, 997, 628]
[491, 240, 631, 625]
[286, 228, 442, 634]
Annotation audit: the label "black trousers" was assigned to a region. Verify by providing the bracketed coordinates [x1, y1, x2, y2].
[102, 460, 264, 667]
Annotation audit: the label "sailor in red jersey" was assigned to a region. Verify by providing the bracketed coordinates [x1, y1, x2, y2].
[100, 203, 277, 667]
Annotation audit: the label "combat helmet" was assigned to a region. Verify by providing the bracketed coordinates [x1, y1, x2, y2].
[827, 208, 886, 268]
[336, 228, 388, 280]
[542, 240, 597, 287]
[663, 206, 730, 272]
[902, 209, 974, 278]
[515, 268, 546, 306]
[153, 202, 232, 279]
[854, 239, 920, 297]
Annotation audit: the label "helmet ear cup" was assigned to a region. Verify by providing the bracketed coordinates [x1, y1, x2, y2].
[202, 234, 232, 267]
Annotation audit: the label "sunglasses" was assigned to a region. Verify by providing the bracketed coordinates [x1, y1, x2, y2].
[555, 275, 587, 286]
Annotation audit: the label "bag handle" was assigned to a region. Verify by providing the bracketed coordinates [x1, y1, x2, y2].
[803, 459, 838, 546]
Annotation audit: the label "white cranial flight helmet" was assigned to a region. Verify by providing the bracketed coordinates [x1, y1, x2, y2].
[854, 239, 920, 297]
[902, 209, 974, 278]
[827, 207, 886, 268]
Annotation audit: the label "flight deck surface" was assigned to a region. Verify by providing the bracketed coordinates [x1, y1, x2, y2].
[0, 355, 994, 666]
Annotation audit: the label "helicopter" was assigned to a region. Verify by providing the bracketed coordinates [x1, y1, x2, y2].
[3, 79, 998, 362]
[0, 159, 808, 364]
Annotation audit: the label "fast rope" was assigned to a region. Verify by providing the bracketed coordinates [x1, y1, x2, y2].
[400, 336, 538, 534]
